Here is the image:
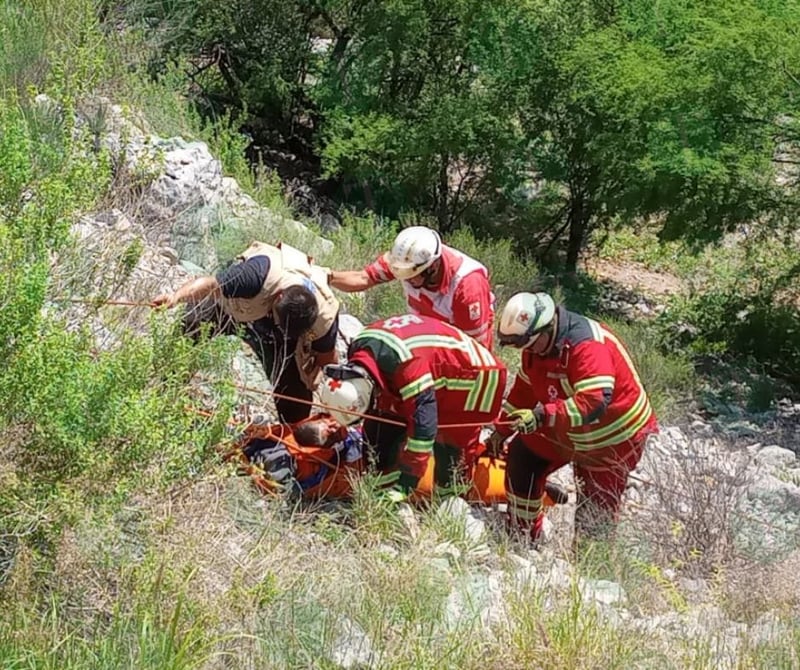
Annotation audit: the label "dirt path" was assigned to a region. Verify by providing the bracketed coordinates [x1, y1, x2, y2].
[584, 257, 685, 300]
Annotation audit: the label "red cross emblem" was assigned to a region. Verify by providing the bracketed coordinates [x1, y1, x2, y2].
[519, 312, 530, 323]
[327, 378, 343, 391]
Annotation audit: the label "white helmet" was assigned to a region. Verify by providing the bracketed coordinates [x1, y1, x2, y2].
[497, 292, 556, 348]
[384, 226, 443, 280]
[318, 364, 375, 426]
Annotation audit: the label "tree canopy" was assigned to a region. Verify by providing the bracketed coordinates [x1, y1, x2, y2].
[131, 0, 800, 271]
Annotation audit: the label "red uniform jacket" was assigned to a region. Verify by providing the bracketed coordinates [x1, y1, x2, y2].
[364, 246, 495, 348]
[498, 307, 657, 456]
[348, 314, 507, 479]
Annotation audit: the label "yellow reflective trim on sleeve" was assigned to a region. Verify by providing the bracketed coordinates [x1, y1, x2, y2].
[479, 369, 501, 413]
[570, 391, 647, 444]
[503, 399, 519, 413]
[569, 400, 653, 450]
[565, 397, 583, 427]
[574, 375, 616, 393]
[399, 373, 435, 400]
[354, 329, 412, 361]
[406, 438, 434, 454]
[568, 392, 653, 449]
[517, 368, 532, 384]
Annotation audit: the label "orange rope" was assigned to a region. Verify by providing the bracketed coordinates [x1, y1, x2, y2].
[226, 382, 515, 429]
[57, 299, 510, 430]
[61, 297, 158, 308]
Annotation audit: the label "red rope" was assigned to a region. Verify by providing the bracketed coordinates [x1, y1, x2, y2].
[230, 382, 515, 429]
[59, 299, 510, 429]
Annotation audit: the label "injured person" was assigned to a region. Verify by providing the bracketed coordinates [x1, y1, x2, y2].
[229, 413, 568, 506]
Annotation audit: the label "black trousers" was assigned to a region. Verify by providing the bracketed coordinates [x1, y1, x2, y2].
[182, 297, 312, 423]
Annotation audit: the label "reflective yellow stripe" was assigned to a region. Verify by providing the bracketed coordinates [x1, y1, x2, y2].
[601, 327, 645, 387]
[565, 397, 583, 427]
[479, 369, 501, 413]
[507, 492, 543, 520]
[569, 394, 653, 450]
[355, 329, 412, 361]
[376, 471, 400, 487]
[403, 335, 479, 366]
[406, 438, 434, 454]
[559, 376, 574, 396]
[571, 390, 647, 444]
[464, 371, 483, 411]
[503, 399, 519, 413]
[570, 401, 653, 450]
[399, 373, 435, 400]
[466, 337, 496, 367]
[588, 319, 605, 342]
[435, 378, 477, 391]
[574, 375, 615, 393]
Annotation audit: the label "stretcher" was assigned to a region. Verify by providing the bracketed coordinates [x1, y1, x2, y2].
[223, 420, 560, 506]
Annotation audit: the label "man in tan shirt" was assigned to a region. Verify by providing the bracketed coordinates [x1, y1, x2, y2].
[154, 241, 340, 423]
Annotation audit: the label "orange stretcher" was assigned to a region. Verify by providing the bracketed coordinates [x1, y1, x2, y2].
[223, 421, 558, 506]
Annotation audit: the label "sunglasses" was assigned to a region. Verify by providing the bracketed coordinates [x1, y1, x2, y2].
[497, 327, 547, 348]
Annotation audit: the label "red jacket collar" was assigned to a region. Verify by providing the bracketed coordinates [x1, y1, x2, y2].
[430, 246, 461, 294]
[348, 349, 387, 391]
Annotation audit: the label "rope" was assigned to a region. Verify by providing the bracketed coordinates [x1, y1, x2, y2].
[59, 297, 159, 308]
[61, 296, 510, 429]
[218, 380, 516, 430]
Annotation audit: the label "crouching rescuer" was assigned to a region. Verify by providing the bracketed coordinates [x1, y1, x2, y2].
[319, 314, 507, 499]
[488, 292, 658, 544]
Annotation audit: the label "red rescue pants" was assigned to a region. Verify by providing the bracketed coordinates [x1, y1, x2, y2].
[505, 430, 651, 538]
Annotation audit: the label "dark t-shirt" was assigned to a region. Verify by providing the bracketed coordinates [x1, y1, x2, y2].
[216, 255, 338, 352]
[217, 256, 270, 299]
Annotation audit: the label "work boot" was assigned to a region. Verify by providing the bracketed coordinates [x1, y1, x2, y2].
[545, 480, 569, 505]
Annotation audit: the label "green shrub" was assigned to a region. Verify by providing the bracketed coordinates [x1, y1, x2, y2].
[0, 315, 234, 557]
[661, 288, 800, 388]
[323, 212, 407, 323]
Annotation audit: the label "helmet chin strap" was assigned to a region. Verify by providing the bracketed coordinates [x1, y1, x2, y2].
[419, 258, 442, 288]
[528, 313, 558, 355]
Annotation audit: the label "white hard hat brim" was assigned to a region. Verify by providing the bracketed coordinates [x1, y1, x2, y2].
[382, 251, 423, 281]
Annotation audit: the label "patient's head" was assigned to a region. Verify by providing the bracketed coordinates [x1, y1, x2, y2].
[292, 413, 343, 447]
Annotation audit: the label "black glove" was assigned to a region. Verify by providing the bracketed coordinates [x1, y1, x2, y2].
[484, 430, 506, 458]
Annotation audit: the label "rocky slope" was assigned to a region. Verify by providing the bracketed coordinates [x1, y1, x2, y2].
[60, 98, 800, 669]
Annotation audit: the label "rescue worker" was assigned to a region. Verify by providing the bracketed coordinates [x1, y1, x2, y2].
[489, 292, 658, 543]
[329, 226, 495, 348]
[152, 241, 339, 423]
[318, 314, 507, 496]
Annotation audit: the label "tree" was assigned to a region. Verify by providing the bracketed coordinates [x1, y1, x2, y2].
[517, 0, 800, 271]
[312, 0, 530, 230]
[128, 0, 315, 136]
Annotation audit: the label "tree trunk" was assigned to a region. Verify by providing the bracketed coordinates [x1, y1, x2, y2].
[437, 154, 450, 232]
[565, 193, 587, 273]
